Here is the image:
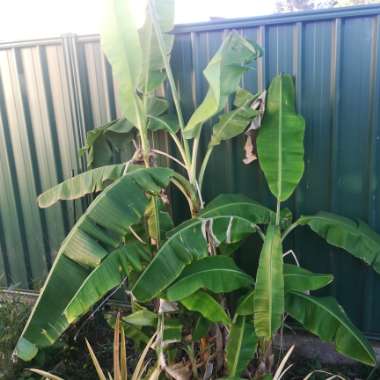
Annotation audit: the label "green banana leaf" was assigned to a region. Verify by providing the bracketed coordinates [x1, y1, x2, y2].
[123, 309, 157, 327]
[168, 194, 274, 237]
[299, 212, 380, 274]
[166, 256, 253, 301]
[138, 0, 174, 92]
[236, 289, 254, 316]
[180, 290, 231, 325]
[101, 0, 144, 126]
[284, 264, 333, 293]
[183, 31, 262, 139]
[64, 243, 151, 323]
[15, 168, 173, 361]
[81, 119, 135, 169]
[226, 316, 257, 377]
[147, 114, 180, 134]
[37, 164, 138, 208]
[254, 224, 284, 338]
[132, 215, 257, 302]
[209, 103, 258, 147]
[286, 292, 376, 366]
[256, 74, 305, 202]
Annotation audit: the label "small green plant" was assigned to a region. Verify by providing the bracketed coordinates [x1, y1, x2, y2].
[15, 0, 380, 378]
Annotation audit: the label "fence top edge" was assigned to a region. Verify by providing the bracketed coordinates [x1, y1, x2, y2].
[1, 4, 380, 49]
[173, 3, 380, 34]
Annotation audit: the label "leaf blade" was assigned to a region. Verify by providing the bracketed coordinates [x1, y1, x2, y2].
[256, 74, 305, 201]
[285, 292, 376, 366]
[254, 224, 284, 338]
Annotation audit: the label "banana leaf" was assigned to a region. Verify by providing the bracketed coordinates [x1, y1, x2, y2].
[37, 164, 140, 208]
[180, 290, 231, 325]
[256, 74, 305, 202]
[236, 289, 254, 317]
[15, 168, 173, 361]
[139, 0, 174, 92]
[166, 256, 253, 301]
[226, 316, 257, 377]
[254, 224, 284, 338]
[64, 242, 151, 323]
[286, 292, 376, 366]
[101, 0, 144, 126]
[284, 264, 333, 293]
[299, 212, 380, 273]
[184, 31, 262, 139]
[168, 194, 273, 237]
[132, 216, 257, 302]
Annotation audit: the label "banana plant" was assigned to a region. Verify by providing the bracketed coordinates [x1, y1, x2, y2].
[15, 0, 380, 378]
[15, 0, 264, 366]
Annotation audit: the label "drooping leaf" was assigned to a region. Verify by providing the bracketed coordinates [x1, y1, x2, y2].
[37, 164, 139, 208]
[166, 256, 253, 301]
[138, 0, 174, 92]
[168, 194, 273, 238]
[146, 96, 169, 116]
[184, 31, 262, 139]
[256, 74, 305, 202]
[285, 292, 376, 366]
[148, 114, 180, 134]
[132, 216, 256, 302]
[123, 309, 157, 327]
[254, 224, 284, 338]
[226, 316, 257, 377]
[15, 168, 174, 361]
[64, 243, 151, 323]
[101, 0, 144, 126]
[209, 104, 258, 147]
[298, 212, 380, 274]
[203, 194, 274, 223]
[284, 264, 333, 293]
[236, 289, 254, 316]
[180, 290, 231, 325]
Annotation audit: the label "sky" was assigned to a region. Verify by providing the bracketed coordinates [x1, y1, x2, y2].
[0, 0, 279, 41]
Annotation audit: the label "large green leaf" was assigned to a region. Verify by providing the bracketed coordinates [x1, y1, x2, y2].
[37, 164, 139, 208]
[284, 264, 333, 293]
[101, 0, 144, 126]
[299, 212, 380, 274]
[254, 224, 284, 338]
[286, 292, 376, 366]
[132, 216, 256, 302]
[166, 256, 253, 301]
[226, 316, 257, 377]
[256, 74, 305, 202]
[202, 194, 274, 223]
[168, 194, 274, 238]
[139, 0, 174, 92]
[15, 168, 173, 361]
[183, 31, 262, 139]
[209, 101, 258, 147]
[236, 289, 254, 317]
[180, 290, 231, 325]
[64, 242, 150, 323]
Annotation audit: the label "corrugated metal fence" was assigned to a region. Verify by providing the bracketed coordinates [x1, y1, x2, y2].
[1, 5, 380, 337]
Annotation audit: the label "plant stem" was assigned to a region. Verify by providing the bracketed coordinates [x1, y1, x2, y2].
[281, 221, 300, 242]
[275, 199, 281, 226]
[152, 149, 187, 169]
[198, 145, 213, 190]
[148, 0, 191, 171]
